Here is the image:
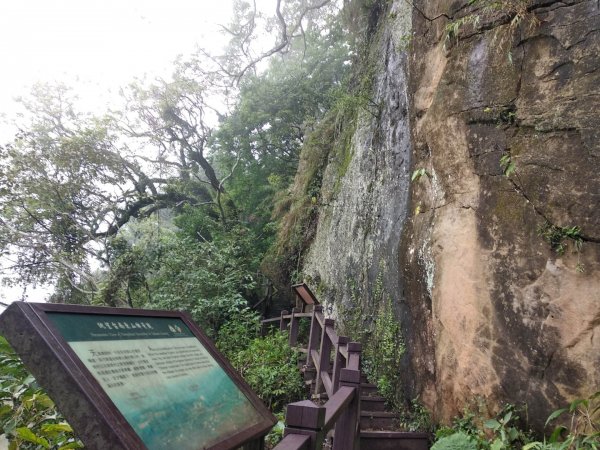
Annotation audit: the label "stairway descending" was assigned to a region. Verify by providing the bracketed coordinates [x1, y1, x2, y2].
[358, 381, 429, 450]
[302, 369, 430, 450]
[274, 285, 430, 450]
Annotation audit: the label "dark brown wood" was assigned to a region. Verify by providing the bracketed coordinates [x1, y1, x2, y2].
[285, 400, 326, 429]
[305, 306, 322, 369]
[291, 283, 319, 312]
[331, 337, 348, 393]
[0, 302, 276, 450]
[333, 369, 361, 450]
[315, 319, 334, 395]
[359, 431, 430, 450]
[280, 310, 289, 332]
[323, 386, 355, 429]
[288, 310, 299, 347]
[272, 433, 310, 450]
[283, 428, 323, 450]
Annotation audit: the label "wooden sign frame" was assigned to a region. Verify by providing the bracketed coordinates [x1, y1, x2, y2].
[0, 302, 276, 450]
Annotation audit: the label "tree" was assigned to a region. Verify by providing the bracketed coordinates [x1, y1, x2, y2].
[0, 84, 196, 301]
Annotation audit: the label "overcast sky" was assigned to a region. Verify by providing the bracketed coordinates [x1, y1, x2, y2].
[0, 0, 236, 116]
[0, 0, 241, 305]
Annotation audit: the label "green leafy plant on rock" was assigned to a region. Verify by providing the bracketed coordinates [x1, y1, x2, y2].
[537, 223, 583, 256]
[499, 153, 516, 176]
[411, 167, 429, 182]
[434, 403, 532, 450]
[524, 391, 600, 450]
[537, 222, 586, 272]
[432, 432, 479, 450]
[340, 267, 407, 417]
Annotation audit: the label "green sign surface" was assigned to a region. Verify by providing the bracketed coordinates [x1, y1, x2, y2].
[47, 313, 263, 450]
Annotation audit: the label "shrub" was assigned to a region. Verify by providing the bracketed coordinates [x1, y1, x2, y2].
[0, 337, 82, 450]
[226, 331, 305, 412]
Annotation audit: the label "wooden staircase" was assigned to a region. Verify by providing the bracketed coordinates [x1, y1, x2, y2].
[303, 374, 429, 450]
[267, 283, 430, 450]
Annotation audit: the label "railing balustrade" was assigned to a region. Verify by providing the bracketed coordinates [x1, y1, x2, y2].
[263, 284, 362, 450]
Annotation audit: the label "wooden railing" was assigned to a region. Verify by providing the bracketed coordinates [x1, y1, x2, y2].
[263, 285, 362, 450]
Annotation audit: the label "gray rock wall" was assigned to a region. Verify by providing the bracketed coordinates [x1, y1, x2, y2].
[297, 0, 599, 432]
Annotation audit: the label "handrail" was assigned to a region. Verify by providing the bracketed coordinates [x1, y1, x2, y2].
[275, 434, 311, 450]
[324, 386, 355, 429]
[264, 285, 363, 450]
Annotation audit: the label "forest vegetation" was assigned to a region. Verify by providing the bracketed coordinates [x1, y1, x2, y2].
[1, 0, 598, 448]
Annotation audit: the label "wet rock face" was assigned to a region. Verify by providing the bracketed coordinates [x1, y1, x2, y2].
[294, 0, 599, 434]
[405, 0, 600, 431]
[302, 1, 413, 319]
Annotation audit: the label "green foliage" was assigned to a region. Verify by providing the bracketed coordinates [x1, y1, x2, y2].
[434, 403, 533, 449]
[434, 395, 600, 450]
[537, 223, 583, 257]
[211, 26, 351, 230]
[432, 432, 479, 450]
[0, 337, 82, 450]
[339, 268, 406, 415]
[264, 412, 286, 448]
[445, 0, 538, 50]
[523, 391, 600, 450]
[411, 168, 429, 182]
[499, 154, 516, 176]
[225, 331, 304, 411]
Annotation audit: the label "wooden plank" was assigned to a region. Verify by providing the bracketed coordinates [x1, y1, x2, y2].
[323, 386, 355, 430]
[322, 371, 332, 397]
[280, 310, 289, 332]
[339, 345, 348, 360]
[310, 349, 320, 372]
[292, 283, 319, 306]
[262, 317, 281, 324]
[292, 313, 313, 318]
[305, 308, 322, 370]
[286, 400, 326, 429]
[325, 325, 340, 346]
[272, 434, 310, 450]
[289, 310, 299, 347]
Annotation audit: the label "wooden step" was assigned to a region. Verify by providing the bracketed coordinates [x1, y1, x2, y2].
[360, 411, 398, 430]
[360, 431, 430, 450]
[361, 396, 387, 412]
[360, 383, 379, 396]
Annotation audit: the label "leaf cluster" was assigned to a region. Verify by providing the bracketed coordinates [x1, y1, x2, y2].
[0, 337, 82, 450]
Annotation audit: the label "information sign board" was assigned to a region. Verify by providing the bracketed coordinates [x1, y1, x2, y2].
[0, 302, 276, 450]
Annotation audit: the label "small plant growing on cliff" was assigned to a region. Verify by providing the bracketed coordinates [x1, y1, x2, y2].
[537, 223, 583, 256]
[411, 167, 429, 182]
[444, 0, 538, 50]
[523, 391, 600, 450]
[499, 154, 516, 176]
[434, 404, 532, 449]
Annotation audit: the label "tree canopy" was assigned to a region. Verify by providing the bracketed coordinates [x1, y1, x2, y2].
[0, 0, 355, 322]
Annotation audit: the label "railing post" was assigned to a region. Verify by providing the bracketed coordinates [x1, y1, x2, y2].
[283, 400, 326, 450]
[332, 367, 361, 450]
[289, 307, 301, 347]
[331, 336, 349, 394]
[346, 342, 362, 372]
[305, 305, 322, 368]
[260, 315, 266, 337]
[315, 318, 334, 395]
[280, 310, 289, 332]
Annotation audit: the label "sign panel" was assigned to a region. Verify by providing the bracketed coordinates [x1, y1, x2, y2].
[0, 303, 275, 450]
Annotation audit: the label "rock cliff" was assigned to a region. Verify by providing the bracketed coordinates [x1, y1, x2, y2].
[281, 0, 599, 432]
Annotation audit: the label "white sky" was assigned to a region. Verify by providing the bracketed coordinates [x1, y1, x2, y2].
[0, 0, 241, 306]
[0, 0, 236, 116]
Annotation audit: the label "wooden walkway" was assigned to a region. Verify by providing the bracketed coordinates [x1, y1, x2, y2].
[262, 283, 430, 450]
